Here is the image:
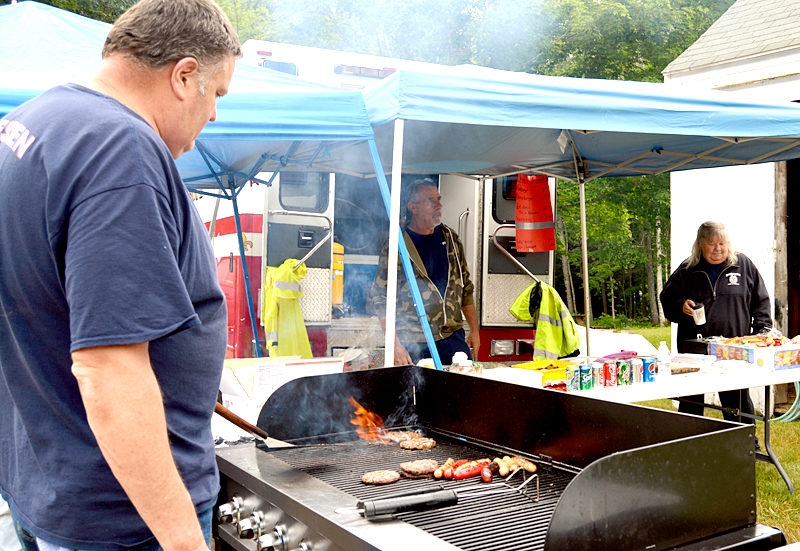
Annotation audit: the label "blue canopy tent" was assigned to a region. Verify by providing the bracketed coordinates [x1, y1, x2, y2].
[175, 65, 443, 363]
[361, 64, 800, 355]
[0, 1, 444, 367]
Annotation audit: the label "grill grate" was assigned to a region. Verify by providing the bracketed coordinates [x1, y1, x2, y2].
[267, 432, 575, 551]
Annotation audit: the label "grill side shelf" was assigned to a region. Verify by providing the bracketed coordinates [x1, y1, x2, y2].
[543, 426, 756, 551]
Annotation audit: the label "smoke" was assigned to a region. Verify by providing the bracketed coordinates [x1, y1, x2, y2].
[263, 0, 550, 71]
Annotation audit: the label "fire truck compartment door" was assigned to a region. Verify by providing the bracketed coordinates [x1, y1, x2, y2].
[266, 222, 331, 269]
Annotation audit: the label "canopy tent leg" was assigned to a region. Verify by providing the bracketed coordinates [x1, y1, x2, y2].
[368, 131, 443, 370]
[579, 179, 591, 355]
[564, 131, 592, 356]
[231, 187, 263, 358]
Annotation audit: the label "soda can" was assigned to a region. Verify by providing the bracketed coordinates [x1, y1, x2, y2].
[565, 367, 580, 392]
[603, 361, 617, 387]
[592, 363, 604, 387]
[579, 365, 593, 390]
[616, 360, 631, 386]
[630, 358, 643, 384]
[642, 358, 656, 383]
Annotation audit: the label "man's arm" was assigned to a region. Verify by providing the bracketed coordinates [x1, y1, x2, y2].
[71, 343, 208, 551]
[461, 303, 480, 359]
[379, 317, 414, 365]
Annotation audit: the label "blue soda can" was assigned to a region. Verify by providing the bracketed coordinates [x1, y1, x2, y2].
[579, 364, 593, 390]
[565, 367, 580, 391]
[642, 358, 656, 383]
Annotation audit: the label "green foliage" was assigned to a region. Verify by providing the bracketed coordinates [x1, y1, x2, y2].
[217, 0, 271, 43]
[592, 313, 634, 329]
[1, 0, 136, 23]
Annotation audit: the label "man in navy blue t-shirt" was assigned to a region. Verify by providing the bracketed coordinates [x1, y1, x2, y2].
[0, 2, 241, 551]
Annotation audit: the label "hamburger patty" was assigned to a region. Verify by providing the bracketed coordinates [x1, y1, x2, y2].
[399, 437, 437, 450]
[361, 470, 401, 485]
[387, 430, 423, 442]
[400, 459, 439, 476]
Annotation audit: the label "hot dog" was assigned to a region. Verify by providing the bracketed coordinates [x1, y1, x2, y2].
[493, 457, 509, 477]
[504, 455, 537, 473]
[481, 460, 500, 482]
[444, 459, 468, 479]
[452, 458, 491, 480]
[434, 458, 455, 479]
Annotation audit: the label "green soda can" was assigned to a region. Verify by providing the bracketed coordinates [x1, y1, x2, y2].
[616, 360, 631, 386]
[579, 364, 593, 390]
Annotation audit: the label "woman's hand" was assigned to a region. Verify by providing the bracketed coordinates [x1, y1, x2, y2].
[682, 299, 696, 316]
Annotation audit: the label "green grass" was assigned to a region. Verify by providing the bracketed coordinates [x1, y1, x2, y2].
[626, 325, 671, 349]
[631, 324, 800, 544]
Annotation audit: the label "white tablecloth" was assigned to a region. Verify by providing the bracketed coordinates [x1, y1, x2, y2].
[481, 360, 800, 404]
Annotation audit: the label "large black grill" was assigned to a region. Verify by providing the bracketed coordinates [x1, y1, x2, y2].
[214, 366, 787, 551]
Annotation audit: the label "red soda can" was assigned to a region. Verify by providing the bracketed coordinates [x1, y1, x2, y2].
[603, 361, 617, 387]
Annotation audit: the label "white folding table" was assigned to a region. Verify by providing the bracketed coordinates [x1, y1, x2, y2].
[483, 360, 800, 493]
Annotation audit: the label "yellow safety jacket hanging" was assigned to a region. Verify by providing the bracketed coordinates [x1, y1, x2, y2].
[262, 258, 312, 358]
[510, 280, 580, 361]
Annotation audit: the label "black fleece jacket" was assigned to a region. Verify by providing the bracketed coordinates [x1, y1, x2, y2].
[660, 252, 771, 353]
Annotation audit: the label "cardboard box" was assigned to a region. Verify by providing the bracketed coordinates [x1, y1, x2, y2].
[708, 342, 800, 370]
[513, 359, 577, 388]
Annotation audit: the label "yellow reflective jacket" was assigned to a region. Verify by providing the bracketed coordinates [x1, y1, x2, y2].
[262, 259, 312, 358]
[510, 281, 580, 360]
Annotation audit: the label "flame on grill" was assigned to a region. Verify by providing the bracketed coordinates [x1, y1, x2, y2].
[349, 397, 392, 443]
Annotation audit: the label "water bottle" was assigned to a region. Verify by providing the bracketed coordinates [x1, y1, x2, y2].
[657, 341, 671, 378]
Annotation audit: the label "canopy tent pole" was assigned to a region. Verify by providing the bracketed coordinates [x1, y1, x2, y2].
[566, 132, 592, 356]
[384, 120, 403, 366]
[374, 123, 443, 370]
[578, 179, 591, 356]
[230, 182, 263, 358]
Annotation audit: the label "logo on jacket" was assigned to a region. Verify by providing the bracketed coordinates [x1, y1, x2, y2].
[726, 272, 741, 286]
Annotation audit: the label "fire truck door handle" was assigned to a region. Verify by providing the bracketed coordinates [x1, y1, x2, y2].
[458, 208, 470, 239]
[298, 230, 315, 248]
[229, 252, 234, 272]
[491, 224, 539, 282]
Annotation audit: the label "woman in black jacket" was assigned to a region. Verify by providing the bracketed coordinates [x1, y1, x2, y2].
[660, 221, 772, 423]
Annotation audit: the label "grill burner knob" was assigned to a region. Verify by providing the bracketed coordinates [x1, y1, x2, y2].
[256, 525, 286, 551]
[236, 511, 265, 539]
[217, 496, 244, 523]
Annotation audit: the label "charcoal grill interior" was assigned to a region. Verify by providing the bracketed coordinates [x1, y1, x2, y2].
[213, 366, 785, 551]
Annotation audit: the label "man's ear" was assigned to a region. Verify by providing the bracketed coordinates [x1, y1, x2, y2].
[170, 57, 200, 100]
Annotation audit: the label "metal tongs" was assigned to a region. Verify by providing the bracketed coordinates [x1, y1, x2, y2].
[335, 469, 539, 519]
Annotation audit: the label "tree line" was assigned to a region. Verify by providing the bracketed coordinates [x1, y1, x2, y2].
[12, 0, 736, 326]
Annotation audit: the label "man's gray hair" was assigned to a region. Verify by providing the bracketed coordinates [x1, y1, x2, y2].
[687, 220, 737, 267]
[103, 0, 241, 75]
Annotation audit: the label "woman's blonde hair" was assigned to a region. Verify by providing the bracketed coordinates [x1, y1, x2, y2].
[687, 221, 737, 267]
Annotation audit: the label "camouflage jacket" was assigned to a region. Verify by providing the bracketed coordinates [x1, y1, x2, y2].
[372, 224, 475, 343]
